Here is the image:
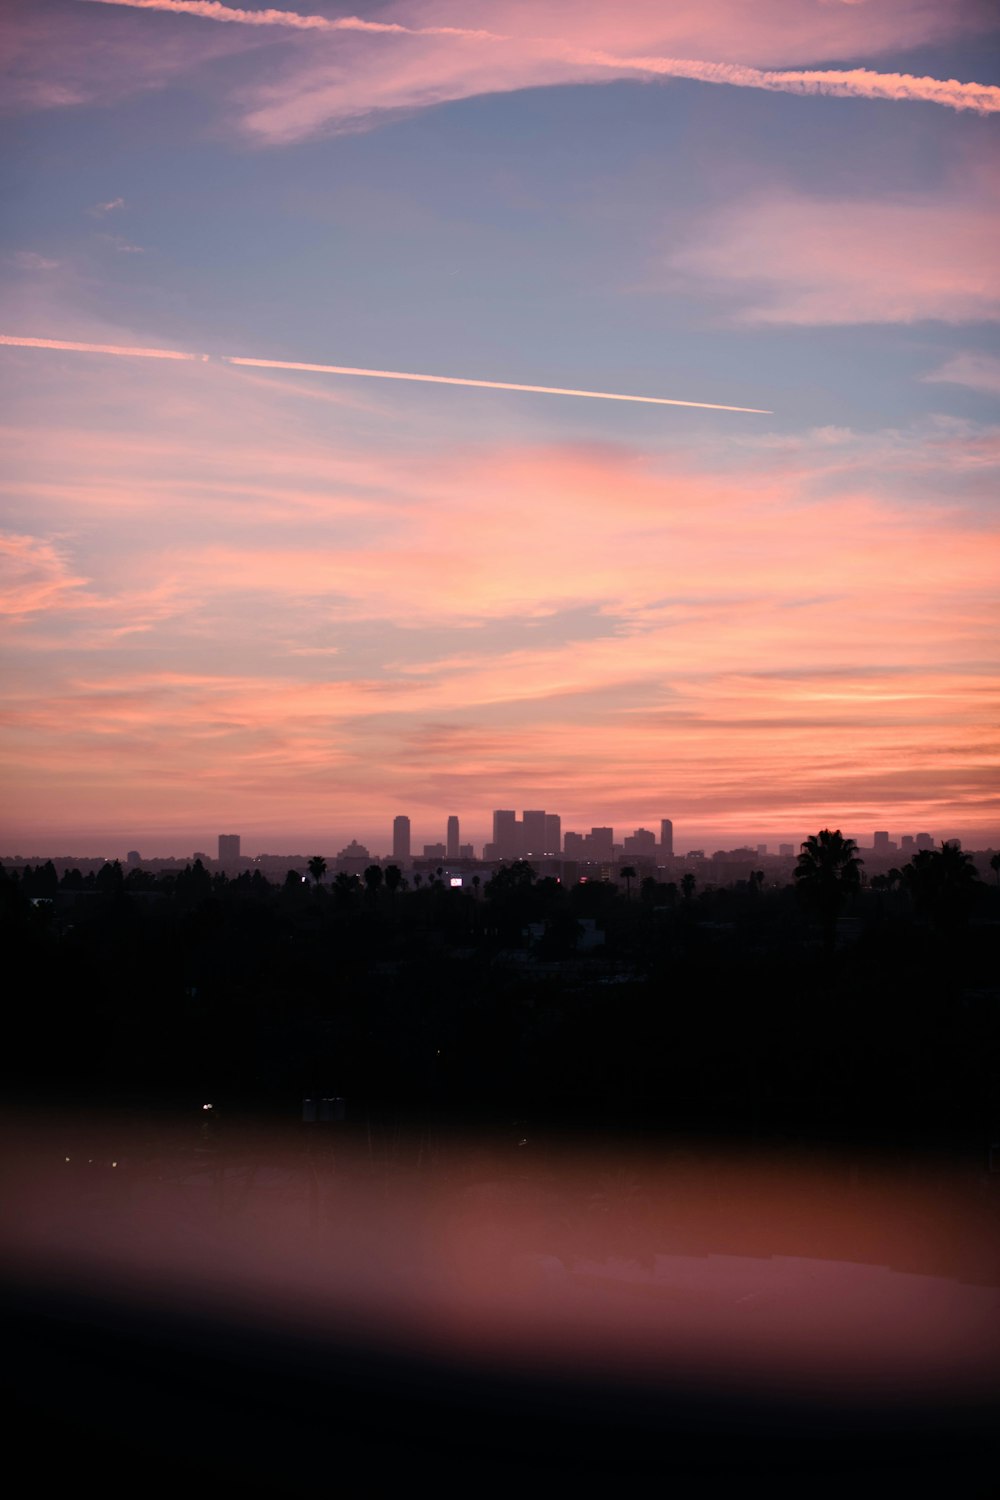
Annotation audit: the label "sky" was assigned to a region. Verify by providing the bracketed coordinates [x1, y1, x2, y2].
[1, 0, 999, 857]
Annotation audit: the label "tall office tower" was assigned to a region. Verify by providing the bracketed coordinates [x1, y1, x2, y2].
[393, 815, 411, 861]
[522, 809, 547, 857]
[218, 834, 240, 864]
[900, 835, 915, 853]
[493, 810, 520, 860]
[127, 850, 141, 867]
[915, 832, 934, 850]
[563, 831, 585, 858]
[624, 828, 656, 855]
[873, 831, 890, 852]
[589, 827, 614, 860]
[660, 819, 674, 857]
[544, 813, 561, 856]
[447, 815, 460, 859]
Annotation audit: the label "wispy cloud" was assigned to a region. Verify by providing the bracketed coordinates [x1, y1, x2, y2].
[9, 252, 60, 272]
[667, 180, 1000, 326]
[0, 533, 90, 619]
[89, 196, 125, 215]
[79, 0, 1000, 142]
[923, 353, 1000, 398]
[84, 0, 499, 39]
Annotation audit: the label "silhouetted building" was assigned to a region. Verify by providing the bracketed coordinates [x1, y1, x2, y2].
[916, 832, 934, 850]
[423, 843, 446, 859]
[563, 831, 585, 858]
[624, 828, 656, 856]
[589, 827, 614, 860]
[522, 810, 547, 857]
[335, 840, 370, 875]
[459, 843, 475, 860]
[779, 843, 794, 857]
[660, 819, 673, 857]
[447, 815, 460, 859]
[757, 844, 767, 857]
[393, 815, 411, 861]
[544, 813, 561, 856]
[218, 834, 240, 865]
[873, 831, 892, 853]
[126, 850, 141, 867]
[900, 835, 915, 853]
[493, 810, 520, 860]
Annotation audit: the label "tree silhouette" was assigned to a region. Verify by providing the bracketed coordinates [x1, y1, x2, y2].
[384, 864, 404, 897]
[794, 829, 862, 954]
[307, 856, 327, 888]
[680, 872, 696, 904]
[990, 852, 1000, 888]
[902, 842, 980, 931]
[620, 865, 637, 900]
[364, 864, 384, 901]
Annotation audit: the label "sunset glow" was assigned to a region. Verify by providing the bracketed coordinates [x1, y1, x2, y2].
[2, 0, 999, 856]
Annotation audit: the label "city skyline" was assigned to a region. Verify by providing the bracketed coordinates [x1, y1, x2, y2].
[2, 2, 999, 853]
[0, 810, 980, 865]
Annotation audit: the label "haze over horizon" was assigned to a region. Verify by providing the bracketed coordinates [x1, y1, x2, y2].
[3, 1, 999, 852]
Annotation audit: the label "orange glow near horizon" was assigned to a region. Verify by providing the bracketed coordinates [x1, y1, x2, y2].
[1, 336, 997, 854]
[2, 0, 999, 856]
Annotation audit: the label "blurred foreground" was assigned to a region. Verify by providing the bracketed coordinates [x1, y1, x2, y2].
[3, 1110, 998, 1485]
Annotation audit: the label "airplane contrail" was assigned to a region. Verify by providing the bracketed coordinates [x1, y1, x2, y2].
[83, 0, 500, 38]
[82, 0, 1000, 115]
[0, 335, 772, 413]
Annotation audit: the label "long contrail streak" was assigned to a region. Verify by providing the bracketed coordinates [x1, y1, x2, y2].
[82, 0, 1000, 115]
[83, 0, 499, 38]
[0, 334, 771, 412]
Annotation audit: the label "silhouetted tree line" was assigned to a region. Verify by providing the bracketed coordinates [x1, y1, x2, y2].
[2, 835, 997, 1147]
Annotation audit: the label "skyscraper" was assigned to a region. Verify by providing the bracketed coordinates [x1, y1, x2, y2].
[544, 813, 561, 856]
[660, 819, 673, 857]
[393, 815, 411, 861]
[218, 833, 240, 864]
[589, 827, 614, 860]
[522, 810, 547, 857]
[447, 815, 460, 859]
[491, 810, 515, 860]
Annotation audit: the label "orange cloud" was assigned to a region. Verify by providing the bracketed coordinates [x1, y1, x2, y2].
[2, 329, 998, 851]
[0, 533, 90, 618]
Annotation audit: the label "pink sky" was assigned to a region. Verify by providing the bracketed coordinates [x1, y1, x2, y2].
[2, 0, 998, 855]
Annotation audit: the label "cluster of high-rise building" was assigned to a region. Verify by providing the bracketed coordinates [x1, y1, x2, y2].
[872, 831, 936, 855]
[199, 824, 948, 873]
[389, 811, 674, 865]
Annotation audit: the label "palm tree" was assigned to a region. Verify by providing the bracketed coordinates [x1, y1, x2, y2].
[902, 842, 980, 930]
[680, 871, 696, 903]
[363, 863, 384, 902]
[307, 855, 327, 888]
[384, 864, 404, 896]
[794, 829, 862, 954]
[620, 865, 637, 899]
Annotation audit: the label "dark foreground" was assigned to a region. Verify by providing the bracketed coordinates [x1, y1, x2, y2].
[4, 1112, 998, 1490]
